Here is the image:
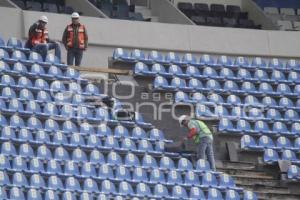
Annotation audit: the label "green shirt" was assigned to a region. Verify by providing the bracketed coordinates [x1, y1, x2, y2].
[188, 119, 213, 144]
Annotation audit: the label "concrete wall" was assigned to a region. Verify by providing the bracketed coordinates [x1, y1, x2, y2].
[65, 0, 107, 18]
[1, 6, 300, 68]
[150, 0, 194, 24]
[1, 0, 17, 7]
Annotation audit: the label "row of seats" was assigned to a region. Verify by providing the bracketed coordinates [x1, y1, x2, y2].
[0, 37, 29, 53]
[0, 49, 63, 66]
[153, 76, 300, 97]
[287, 164, 300, 180]
[0, 168, 241, 193]
[135, 62, 300, 85]
[264, 148, 300, 165]
[219, 118, 300, 136]
[0, 76, 99, 95]
[178, 2, 248, 19]
[241, 135, 300, 151]
[175, 91, 300, 111]
[0, 60, 81, 80]
[0, 185, 257, 200]
[113, 48, 300, 70]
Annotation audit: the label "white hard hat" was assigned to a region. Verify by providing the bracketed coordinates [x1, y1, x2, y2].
[179, 115, 189, 127]
[39, 15, 48, 23]
[71, 12, 80, 18]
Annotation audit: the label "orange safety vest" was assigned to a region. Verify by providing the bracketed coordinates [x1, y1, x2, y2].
[66, 24, 86, 49]
[31, 27, 48, 46]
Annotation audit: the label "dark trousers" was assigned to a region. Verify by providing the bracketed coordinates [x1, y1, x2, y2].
[67, 48, 83, 66]
[31, 42, 61, 61]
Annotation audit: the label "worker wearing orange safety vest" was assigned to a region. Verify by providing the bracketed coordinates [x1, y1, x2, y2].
[26, 15, 61, 60]
[62, 12, 88, 66]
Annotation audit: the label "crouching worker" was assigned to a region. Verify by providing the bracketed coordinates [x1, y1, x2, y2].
[179, 115, 217, 171]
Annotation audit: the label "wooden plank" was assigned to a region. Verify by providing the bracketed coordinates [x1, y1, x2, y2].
[70, 66, 130, 75]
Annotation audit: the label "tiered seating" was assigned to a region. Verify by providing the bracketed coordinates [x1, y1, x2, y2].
[177, 2, 261, 29]
[0, 36, 258, 199]
[11, 0, 75, 14]
[113, 47, 300, 181]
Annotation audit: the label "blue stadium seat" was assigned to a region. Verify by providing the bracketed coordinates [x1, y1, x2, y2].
[7, 99, 24, 113]
[282, 150, 300, 164]
[98, 164, 114, 180]
[107, 151, 122, 166]
[65, 176, 81, 192]
[37, 145, 52, 160]
[34, 79, 50, 91]
[286, 59, 299, 71]
[80, 122, 95, 135]
[219, 174, 242, 191]
[219, 67, 237, 81]
[44, 119, 60, 132]
[113, 48, 131, 61]
[217, 55, 233, 67]
[35, 131, 50, 145]
[208, 93, 224, 104]
[262, 96, 278, 108]
[294, 85, 300, 96]
[149, 168, 165, 184]
[95, 108, 110, 122]
[9, 114, 25, 128]
[273, 122, 289, 135]
[226, 95, 241, 106]
[241, 135, 261, 150]
[63, 161, 79, 176]
[153, 76, 174, 90]
[192, 92, 207, 103]
[72, 94, 85, 105]
[200, 54, 215, 66]
[252, 57, 267, 68]
[13, 62, 28, 74]
[184, 171, 200, 186]
[72, 148, 87, 163]
[9, 50, 26, 63]
[81, 162, 97, 178]
[219, 118, 237, 134]
[70, 133, 85, 147]
[36, 90, 51, 103]
[9, 187, 25, 200]
[134, 62, 152, 76]
[291, 123, 300, 136]
[153, 184, 169, 198]
[266, 109, 282, 121]
[279, 97, 294, 109]
[284, 109, 299, 121]
[165, 52, 183, 65]
[195, 158, 211, 172]
[68, 82, 82, 94]
[62, 192, 76, 200]
[151, 63, 170, 77]
[277, 83, 293, 96]
[225, 189, 240, 200]
[60, 104, 75, 119]
[28, 52, 43, 64]
[231, 106, 244, 119]
[269, 58, 283, 70]
[87, 134, 102, 148]
[263, 148, 279, 164]
[12, 172, 28, 187]
[1, 87, 16, 99]
[186, 65, 202, 78]
[148, 50, 165, 63]
[0, 171, 10, 185]
[124, 152, 140, 167]
[48, 65, 63, 78]
[287, 165, 300, 180]
[0, 154, 10, 170]
[0, 49, 9, 61]
[0, 60, 10, 73]
[132, 167, 147, 183]
[271, 70, 287, 83]
[258, 135, 277, 149]
[19, 143, 34, 158]
[54, 146, 70, 161]
[54, 92, 72, 105]
[136, 182, 152, 198]
[137, 139, 153, 153]
[0, 75, 15, 87]
[12, 156, 27, 172]
[114, 125, 129, 138]
[50, 80, 66, 92]
[19, 89, 34, 101]
[189, 187, 205, 199]
[0, 36, 5, 47]
[62, 120, 78, 133]
[171, 77, 191, 91]
[27, 117, 43, 131]
[177, 157, 193, 171]
[182, 53, 198, 65]
[247, 107, 264, 120]
[254, 120, 272, 135]
[83, 178, 99, 193]
[48, 175, 64, 190]
[118, 181, 134, 196]
[237, 68, 252, 80]
[30, 174, 46, 189]
[142, 154, 158, 169]
[0, 186, 7, 199]
[259, 82, 277, 96]
[223, 80, 240, 93]
[45, 54, 61, 65]
[171, 185, 188, 199]
[101, 180, 116, 194]
[0, 126, 16, 140]
[89, 150, 105, 165]
[44, 190, 59, 200]
[207, 188, 223, 200]
[168, 64, 188, 78]
[254, 69, 269, 82]
[215, 105, 229, 117]
[84, 83, 100, 96]
[104, 136, 120, 149]
[188, 78, 204, 91]
[65, 68, 80, 79]
[97, 124, 112, 137]
[276, 136, 293, 150]
[29, 158, 45, 173]
[167, 169, 183, 185]
[242, 82, 260, 95]
[160, 156, 175, 170]
[203, 67, 218, 79]
[201, 172, 218, 188]
[288, 71, 300, 84]
[115, 165, 131, 181]
[29, 64, 46, 77]
[175, 91, 191, 103]
[7, 37, 23, 49]
[120, 138, 137, 151]
[235, 56, 249, 67]
[131, 49, 146, 62]
[195, 104, 213, 117]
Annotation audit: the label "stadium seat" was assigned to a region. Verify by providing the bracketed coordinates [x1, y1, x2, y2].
[235, 56, 249, 67]
[219, 68, 237, 80]
[237, 68, 252, 80]
[266, 109, 282, 121]
[273, 122, 289, 135]
[153, 184, 169, 198]
[44, 190, 59, 200]
[252, 57, 267, 68]
[284, 109, 299, 121]
[167, 169, 183, 185]
[188, 78, 204, 91]
[241, 135, 261, 150]
[12, 156, 27, 171]
[142, 154, 158, 169]
[282, 150, 300, 164]
[288, 71, 300, 84]
[192, 92, 207, 103]
[269, 58, 283, 69]
[107, 151, 122, 166]
[171, 77, 191, 91]
[113, 48, 131, 61]
[262, 96, 278, 108]
[243, 190, 258, 200]
[201, 172, 218, 188]
[165, 52, 183, 65]
[207, 188, 223, 200]
[29, 158, 44, 173]
[186, 65, 202, 78]
[153, 76, 174, 90]
[287, 165, 300, 180]
[124, 152, 140, 167]
[219, 173, 242, 191]
[196, 104, 213, 117]
[118, 181, 134, 196]
[62, 120, 78, 134]
[13, 62, 28, 74]
[184, 171, 201, 186]
[171, 185, 188, 199]
[48, 175, 64, 190]
[35, 130, 50, 144]
[19, 143, 34, 158]
[278, 97, 294, 109]
[182, 53, 198, 65]
[148, 50, 165, 63]
[263, 148, 279, 163]
[101, 180, 116, 194]
[30, 174, 46, 189]
[254, 120, 272, 135]
[0, 186, 7, 199]
[0, 154, 11, 170]
[132, 167, 147, 183]
[62, 192, 76, 200]
[9, 187, 25, 200]
[83, 178, 99, 193]
[37, 145, 52, 160]
[81, 162, 97, 178]
[225, 189, 240, 200]
[54, 146, 70, 161]
[276, 136, 293, 150]
[131, 49, 146, 62]
[115, 165, 131, 181]
[80, 122, 95, 135]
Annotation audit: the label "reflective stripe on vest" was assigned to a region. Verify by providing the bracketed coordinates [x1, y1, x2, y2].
[66, 24, 85, 49]
[31, 28, 48, 46]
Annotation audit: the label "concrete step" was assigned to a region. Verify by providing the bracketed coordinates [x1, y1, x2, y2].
[219, 160, 257, 170]
[255, 191, 300, 200]
[217, 167, 269, 177]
